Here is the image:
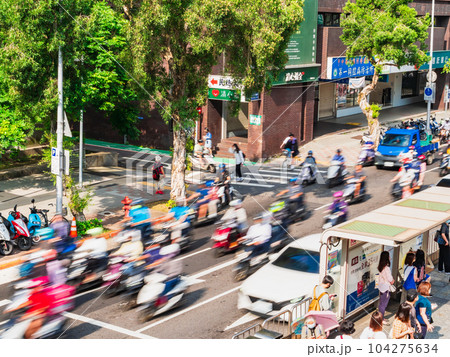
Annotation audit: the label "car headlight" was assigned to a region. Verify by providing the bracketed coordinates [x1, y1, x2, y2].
[375, 151, 382, 157]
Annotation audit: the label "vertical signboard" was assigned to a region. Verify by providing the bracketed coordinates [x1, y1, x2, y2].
[285, 0, 318, 66]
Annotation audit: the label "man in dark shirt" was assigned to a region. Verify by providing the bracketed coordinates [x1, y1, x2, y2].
[406, 289, 422, 338]
[438, 220, 450, 273]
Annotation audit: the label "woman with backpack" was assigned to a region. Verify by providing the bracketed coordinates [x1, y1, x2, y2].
[413, 249, 431, 287]
[152, 156, 165, 194]
[231, 143, 245, 182]
[401, 252, 419, 303]
[377, 251, 395, 324]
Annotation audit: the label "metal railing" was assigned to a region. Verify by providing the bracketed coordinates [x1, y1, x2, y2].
[261, 309, 292, 338]
[231, 323, 262, 339]
[291, 298, 311, 323]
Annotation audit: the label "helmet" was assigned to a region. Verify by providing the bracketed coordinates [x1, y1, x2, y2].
[333, 191, 343, 198]
[219, 163, 226, 169]
[155, 155, 161, 162]
[308, 150, 313, 155]
[229, 199, 242, 207]
[159, 243, 180, 257]
[418, 154, 426, 161]
[336, 149, 342, 153]
[409, 145, 415, 151]
[205, 180, 214, 187]
[198, 139, 203, 143]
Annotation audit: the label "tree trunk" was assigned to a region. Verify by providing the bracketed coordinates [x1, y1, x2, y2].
[170, 124, 187, 200]
[357, 70, 381, 147]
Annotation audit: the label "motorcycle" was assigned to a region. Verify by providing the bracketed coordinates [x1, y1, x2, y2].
[0, 213, 14, 255]
[211, 219, 243, 258]
[136, 273, 189, 322]
[440, 129, 449, 144]
[271, 193, 307, 224]
[358, 145, 375, 166]
[322, 212, 347, 230]
[7, 205, 32, 251]
[343, 178, 367, 204]
[27, 199, 50, 244]
[299, 162, 317, 186]
[439, 153, 449, 177]
[326, 161, 348, 188]
[189, 150, 216, 173]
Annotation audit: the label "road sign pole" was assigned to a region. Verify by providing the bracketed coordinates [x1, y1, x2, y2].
[426, 0, 435, 135]
[56, 46, 64, 214]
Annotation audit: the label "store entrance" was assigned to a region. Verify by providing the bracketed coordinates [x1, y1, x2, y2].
[222, 101, 249, 139]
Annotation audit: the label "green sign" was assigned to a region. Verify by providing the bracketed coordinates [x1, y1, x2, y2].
[272, 66, 319, 85]
[249, 114, 262, 125]
[285, 0, 318, 66]
[418, 50, 450, 70]
[208, 88, 240, 101]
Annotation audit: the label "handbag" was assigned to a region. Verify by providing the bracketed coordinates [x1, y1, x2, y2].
[389, 284, 396, 293]
[434, 230, 444, 244]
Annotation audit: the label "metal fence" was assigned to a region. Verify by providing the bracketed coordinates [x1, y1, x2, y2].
[260, 309, 292, 338]
[231, 323, 262, 339]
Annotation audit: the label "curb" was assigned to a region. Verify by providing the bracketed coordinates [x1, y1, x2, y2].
[0, 163, 46, 181]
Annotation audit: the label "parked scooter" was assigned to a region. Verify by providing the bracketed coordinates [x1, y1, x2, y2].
[189, 150, 216, 173]
[27, 199, 50, 244]
[342, 178, 367, 204]
[0, 213, 14, 255]
[326, 161, 348, 188]
[439, 153, 449, 177]
[7, 205, 32, 251]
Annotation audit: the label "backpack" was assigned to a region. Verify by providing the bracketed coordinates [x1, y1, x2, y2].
[242, 152, 246, 160]
[403, 266, 416, 291]
[152, 166, 161, 180]
[308, 285, 327, 312]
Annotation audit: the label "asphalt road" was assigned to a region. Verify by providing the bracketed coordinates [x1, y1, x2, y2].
[0, 158, 444, 339]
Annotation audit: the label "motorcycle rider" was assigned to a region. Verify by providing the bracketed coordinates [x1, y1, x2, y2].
[49, 214, 72, 255]
[111, 230, 144, 262]
[439, 118, 450, 138]
[167, 197, 192, 241]
[331, 149, 346, 176]
[154, 243, 183, 297]
[221, 199, 248, 233]
[277, 178, 304, 215]
[215, 163, 231, 205]
[327, 191, 348, 221]
[303, 150, 318, 178]
[194, 139, 207, 167]
[345, 163, 366, 198]
[186, 181, 216, 220]
[417, 154, 427, 187]
[280, 133, 299, 170]
[75, 231, 108, 284]
[241, 213, 272, 259]
[391, 159, 415, 199]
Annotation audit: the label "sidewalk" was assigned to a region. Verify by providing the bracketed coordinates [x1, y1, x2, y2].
[352, 269, 449, 339]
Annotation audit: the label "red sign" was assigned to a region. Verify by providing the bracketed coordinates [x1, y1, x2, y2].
[210, 78, 218, 86]
[196, 106, 202, 114]
[211, 89, 220, 97]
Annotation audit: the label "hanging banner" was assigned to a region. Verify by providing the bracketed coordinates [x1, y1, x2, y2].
[208, 88, 240, 101]
[346, 243, 382, 313]
[349, 77, 366, 89]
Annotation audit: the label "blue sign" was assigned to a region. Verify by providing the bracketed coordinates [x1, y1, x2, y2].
[330, 56, 375, 80]
[51, 148, 56, 157]
[425, 87, 433, 96]
[250, 93, 260, 101]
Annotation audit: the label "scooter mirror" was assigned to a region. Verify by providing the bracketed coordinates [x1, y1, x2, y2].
[14, 204, 17, 212]
[31, 199, 35, 204]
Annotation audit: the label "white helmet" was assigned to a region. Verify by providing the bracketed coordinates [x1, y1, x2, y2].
[229, 199, 242, 207]
[159, 243, 180, 257]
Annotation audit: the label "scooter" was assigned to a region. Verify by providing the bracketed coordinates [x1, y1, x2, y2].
[299, 162, 317, 186]
[322, 209, 347, 230]
[7, 205, 32, 251]
[326, 161, 348, 188]
[343, 178, 367, 204]
[27, 199, 50, 244]
[358, 144, 375, 166]
[391, 182, 403, 201]
[189, 150, 216, 173]
[439, 153, 449, 177]
[270, 195, 307, 224]
[211, 220, 243, 258]
[0, 213, 14, 255]
[136, 273, 189, 322]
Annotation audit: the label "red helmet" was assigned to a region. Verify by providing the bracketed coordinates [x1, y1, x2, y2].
[409, 145, 415, 151]
[418, 155, 426, 161]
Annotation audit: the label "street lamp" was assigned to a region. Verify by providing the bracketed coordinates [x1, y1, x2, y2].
[426, 0, 435, 136]
[75, 56, 84, 187]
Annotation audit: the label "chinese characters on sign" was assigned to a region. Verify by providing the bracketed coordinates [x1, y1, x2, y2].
[330, 56, 375, 80]
[208, 88, 240, 101]
[285, 71, 305, 82]
[249, 114, 262, 126]
[208, 75, 242, 90]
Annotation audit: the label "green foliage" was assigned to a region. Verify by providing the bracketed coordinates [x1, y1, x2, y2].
[166, 199, 176, 209]
[66, 175, 93, 216]
[443, 59, 450, 74]
[76, 218, 103, 237]
[371, 104, 381, 119]
[340, 0, 430, 72]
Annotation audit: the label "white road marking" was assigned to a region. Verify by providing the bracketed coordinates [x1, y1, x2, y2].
[173, 247, 211, 262]
[190, 258, 239, 279]
[136, 286, 241, 333]
[232, 181, 274, 188]
[0, 299, 10, 308]
[314, 203, 330, 211]
[245, 172, 298, 179]
[425, 166, 439, 173]
[224, 312, 260, 331]
[63, 311, 155, 339]
[73, 286, 104, 299]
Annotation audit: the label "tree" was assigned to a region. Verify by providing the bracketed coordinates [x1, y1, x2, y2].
[340, 0, 430, 147]
[114, 0, 304, 199]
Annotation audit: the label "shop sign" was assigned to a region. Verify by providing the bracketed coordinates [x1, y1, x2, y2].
[328, 56, 375, 80]
[249, 114, 262, 125]
[418, 50, 450, 70]
[208, 88, 240, 101]
[346, 243, 382, 314]
[272, 66, 319, 85]
[208, 75, 242, 90]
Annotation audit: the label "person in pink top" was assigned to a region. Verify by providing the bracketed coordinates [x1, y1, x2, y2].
[377, 251, 395, 325]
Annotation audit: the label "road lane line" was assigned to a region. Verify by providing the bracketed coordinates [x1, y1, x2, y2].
[136, 286, 240, 333]
[314, 203, 330, 211]
[232, 181, 274, 188]
[425, 166, 439, 173]
[190, 258, 239, 279]
[0, 299, 10, 307]
[173, 247, 211, 262]
[63, 312, 155, 339]
[73, 286, 104, 299]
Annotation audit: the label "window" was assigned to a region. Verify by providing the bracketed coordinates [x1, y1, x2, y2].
[336, 83, 361, 109]
[401, 71, 419, 98]
[380, 134, 411, 147]
[272, 247, 320, 273]
[318, 13, 340, 27]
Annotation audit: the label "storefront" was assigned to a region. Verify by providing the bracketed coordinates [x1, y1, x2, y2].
[319, 186, 450, 319]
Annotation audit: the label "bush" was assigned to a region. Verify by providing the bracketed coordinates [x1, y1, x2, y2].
[76, 218, 103, 237]
[166, 199, 176, 209]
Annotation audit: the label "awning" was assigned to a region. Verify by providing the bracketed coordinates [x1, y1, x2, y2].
[321, 186, 450, 247]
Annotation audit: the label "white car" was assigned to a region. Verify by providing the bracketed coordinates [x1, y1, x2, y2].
[238, 234, 322, 316]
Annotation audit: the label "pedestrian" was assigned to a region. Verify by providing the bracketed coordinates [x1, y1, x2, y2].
[152, 156, 165, 195]
[405, 289, 422, 339]
[301, 316, 326, 339]
[309, 275, 336, 311]
[231, 143, 245, 182]
[377, 251, 395, 324]
[280, 133, 299, 170]
[334, 320, 355, 339]
[413, 249, 431, 287]
[416, 282, 435, 338]
[359, 311, 387, 339]
[204, 128, 213, 156]
[401, 252, 418, 303]
[391, 303, 414, 339]
[437, 220, 450, 274]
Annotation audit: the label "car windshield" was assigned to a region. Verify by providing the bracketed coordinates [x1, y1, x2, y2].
[272, 247, 320, 273]
[437, 178, 450, 188]
[380, 134, 410, 147]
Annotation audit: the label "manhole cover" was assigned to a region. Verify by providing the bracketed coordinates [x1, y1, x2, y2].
[99, 211, 114, 216]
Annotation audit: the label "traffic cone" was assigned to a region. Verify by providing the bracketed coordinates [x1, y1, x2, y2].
[70, 217, 78, 238]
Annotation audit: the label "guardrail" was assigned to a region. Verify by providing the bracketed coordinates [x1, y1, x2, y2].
[231, 323, 262, 339]
[261, 309, 292, 338]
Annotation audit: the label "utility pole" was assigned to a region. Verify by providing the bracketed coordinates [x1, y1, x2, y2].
[56, 46, 64, 214]
[426, 0, 435, 135]
[78, 58, 84, 188]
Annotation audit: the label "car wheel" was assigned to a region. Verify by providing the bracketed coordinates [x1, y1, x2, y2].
[234, 267, 249, 282]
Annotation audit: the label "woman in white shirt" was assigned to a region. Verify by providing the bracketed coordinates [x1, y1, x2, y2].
[377, 251, 395, 324]
[360, 311, 387, 339]
[231, 144, 245, 182]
